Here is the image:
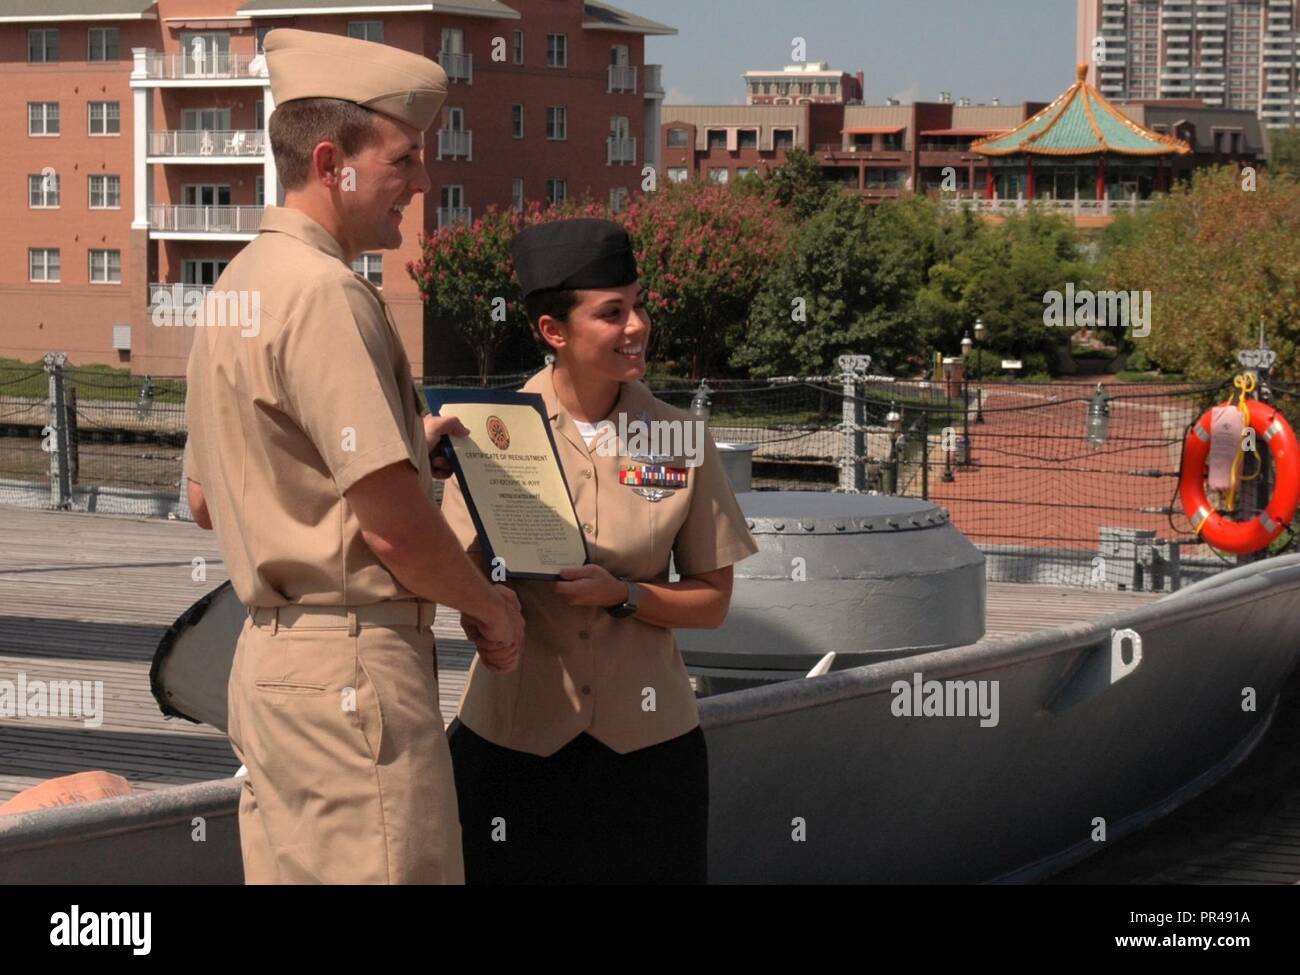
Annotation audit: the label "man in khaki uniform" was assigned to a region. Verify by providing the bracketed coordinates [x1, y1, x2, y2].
[183, 28, 523, 884]
[438, 218, 759, 882]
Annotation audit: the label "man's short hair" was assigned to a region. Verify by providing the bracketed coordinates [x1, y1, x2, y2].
[269, 98, 384, 190]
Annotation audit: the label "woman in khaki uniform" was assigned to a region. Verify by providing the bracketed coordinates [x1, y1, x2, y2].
[439, 218, 758, 883]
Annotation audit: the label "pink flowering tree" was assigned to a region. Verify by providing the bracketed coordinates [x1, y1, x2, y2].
[410, 199, 608, 382]
[618, 180, 791, 379]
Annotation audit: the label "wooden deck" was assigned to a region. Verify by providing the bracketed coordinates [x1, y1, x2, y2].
[0, 506, 1158, 805]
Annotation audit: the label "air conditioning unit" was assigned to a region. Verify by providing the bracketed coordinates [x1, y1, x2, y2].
[112, 324, 131, 351]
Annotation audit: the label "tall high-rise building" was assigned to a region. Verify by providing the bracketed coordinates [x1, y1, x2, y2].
[1077, 0, 1300, 128]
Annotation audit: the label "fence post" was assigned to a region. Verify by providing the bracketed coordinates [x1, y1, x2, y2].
[920, 409, 930, 500]
[837, 354, 871, 493]
[43, 352, 72, 509]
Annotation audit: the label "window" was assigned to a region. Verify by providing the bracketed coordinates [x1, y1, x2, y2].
[667, 127, 689, 148]
[28, 173, 59, 208]
[89, 174, 121, 209]
[255, 26, 273, 53]
[667, 167, 688, 183]
[511, 177, 524, 212]
[255, 100, 264, 130]
[28, 28, 58, 63]
[513, 30, 524, 64]
[546, 106, 567, 140]
[29, 102, 59, 136]
[737, 129, 758, 150]
[706, 129, 727, 150]
[255, 175, 264, 207]
[512, 104, 524, 138]
[89, 101, 120, 136]
[88, 27, 120, 62]
[609, 187, 628, 213]
[545, 178, 566, 205]
[547, 33, 567, 68]
[351, 253, 383, 287]
[708, 168, 729, 184]
[348, 21, 384, 42]
[773, 128, 795, 150]
[29, 248, 60, 282]
[736, 167, 757, 179]
[89, 249, 122, 284]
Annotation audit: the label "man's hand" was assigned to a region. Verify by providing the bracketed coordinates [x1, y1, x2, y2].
[424, 413, 468, 480]
[555, 564, 628, 608]
[463, 585, 523, 672]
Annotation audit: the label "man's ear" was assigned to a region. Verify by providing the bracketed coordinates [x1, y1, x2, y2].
[312, 141, 339, 187]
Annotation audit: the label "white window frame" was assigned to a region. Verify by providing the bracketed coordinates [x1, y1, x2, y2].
[88, 27, 120, 62]
[29, 102, 59, 136]
[30, 248, 60, 282]
[89, 174, 121, 209]
[667, 167, 688, 183]
[609, 186, 628, 213]
[89, 101, 121, 137]
[667, 127, 690, 148]
[511, 177, 524, 212]
[512, 104, 524, 139]
[708, 167, 730, 184]
[547, 33, 567, 68]
[347, 21, 384, 43]
[89, 249, 122, 284]
[546, 106, 567, 141]
[29, 173, 60, 208]
[441, 185, 465, 209]
[545, 178, 566, 205]
[255, 175, 265, 207]
[512, 30, 524, 64]
[351, 253, 383, 287]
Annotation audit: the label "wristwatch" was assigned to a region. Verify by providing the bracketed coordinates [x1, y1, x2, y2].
[606, 580, 641, 619]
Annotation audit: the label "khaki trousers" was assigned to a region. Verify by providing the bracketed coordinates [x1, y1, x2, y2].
[227, 606, 464, 884]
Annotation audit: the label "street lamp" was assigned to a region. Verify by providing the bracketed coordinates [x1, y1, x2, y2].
[1086, 383, 1110, 448]
[973, 318, 985, 424]
[959, 335, 972, 467]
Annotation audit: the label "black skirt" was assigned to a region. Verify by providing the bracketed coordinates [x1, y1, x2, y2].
[447, 719, 709, 884]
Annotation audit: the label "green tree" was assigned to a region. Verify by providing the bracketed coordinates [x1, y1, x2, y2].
[1270, 126, 1300, 181]
[763, 147, 831, 219]
[1102, 165, 1300, 381]
[734, 193, 943, 377]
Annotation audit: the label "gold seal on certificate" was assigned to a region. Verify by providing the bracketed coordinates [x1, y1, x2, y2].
[425, 389, 588, 579]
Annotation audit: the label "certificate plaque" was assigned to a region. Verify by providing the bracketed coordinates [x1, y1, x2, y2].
[425, 388, 588, 580]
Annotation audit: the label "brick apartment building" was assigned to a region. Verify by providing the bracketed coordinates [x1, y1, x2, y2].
[663, 93, 1264, 203]
[661, 100, 1050, 201]
[3, 0, 673, 377]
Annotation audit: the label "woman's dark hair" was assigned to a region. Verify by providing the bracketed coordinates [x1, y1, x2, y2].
[523, 288, 580, 352]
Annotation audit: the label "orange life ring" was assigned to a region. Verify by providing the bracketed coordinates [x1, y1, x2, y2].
[1179, 401, 1300, 555]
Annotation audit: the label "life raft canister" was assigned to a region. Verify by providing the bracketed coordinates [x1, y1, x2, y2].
[1179, 400, 1300, 555]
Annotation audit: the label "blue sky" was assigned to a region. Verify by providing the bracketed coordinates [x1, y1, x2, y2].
[642, 0, 1078, 106]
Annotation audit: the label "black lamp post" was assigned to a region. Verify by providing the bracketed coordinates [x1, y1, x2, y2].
[959, 334, 972, 467]
[973, 318, 985, 423]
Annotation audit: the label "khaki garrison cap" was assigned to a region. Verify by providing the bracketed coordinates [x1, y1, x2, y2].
[264, 28, 449, 131]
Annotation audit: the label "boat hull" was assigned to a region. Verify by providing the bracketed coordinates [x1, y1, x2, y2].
[3, 555, 1299, 884]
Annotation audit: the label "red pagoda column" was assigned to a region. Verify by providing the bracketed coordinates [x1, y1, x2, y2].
[1026, 157, 1036, 199]
[1096, 156, 1106, 201]
[985, 165, 994, 199]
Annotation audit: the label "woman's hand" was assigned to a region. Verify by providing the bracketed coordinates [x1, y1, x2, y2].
[554, 564, 628, 608]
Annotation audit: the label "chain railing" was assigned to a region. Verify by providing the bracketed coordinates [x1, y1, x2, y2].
[3, 356, 1294, 588]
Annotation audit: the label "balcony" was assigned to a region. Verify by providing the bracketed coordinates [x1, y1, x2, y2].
[149, 204, 263, 237]
[436, 128, 472, 160]
[147, 129, 265, 160]
[149, 282, 211, 310]
[608, 63, 637, 93]
[644, 64, 663, 95]
[133, 50, 265, 84]
[437, 207, 472, 229]
[607, 136, 637, 165]
[438, 50, 472, 83]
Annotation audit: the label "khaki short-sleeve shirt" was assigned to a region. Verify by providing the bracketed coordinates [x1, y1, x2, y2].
[184, 206, 434, 607]
[439, 364, 759, 755]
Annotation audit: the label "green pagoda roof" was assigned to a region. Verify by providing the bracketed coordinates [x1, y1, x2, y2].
[972, 65, 1192, 158]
